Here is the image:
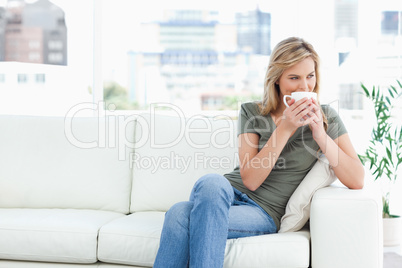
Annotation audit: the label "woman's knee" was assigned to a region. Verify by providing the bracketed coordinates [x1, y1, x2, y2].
[164, 201, 193, 229]
[191, 173, 234, 202]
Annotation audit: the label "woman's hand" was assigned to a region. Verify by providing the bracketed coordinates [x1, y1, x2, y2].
[306, 98, 326, 142]
[280, 97, 316, 133]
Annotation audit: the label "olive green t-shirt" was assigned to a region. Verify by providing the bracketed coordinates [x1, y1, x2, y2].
[224, 102, 348, 229]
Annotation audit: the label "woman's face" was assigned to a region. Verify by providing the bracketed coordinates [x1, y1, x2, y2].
[277, 57, 316, 99]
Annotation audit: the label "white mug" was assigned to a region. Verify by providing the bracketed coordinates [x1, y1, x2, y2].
[283, 92, 317, 107]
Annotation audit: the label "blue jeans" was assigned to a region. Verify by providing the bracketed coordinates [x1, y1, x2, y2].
[153, 173, 277, 268]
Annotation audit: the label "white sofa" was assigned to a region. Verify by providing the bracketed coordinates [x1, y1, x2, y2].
[0, 112, 383, 268]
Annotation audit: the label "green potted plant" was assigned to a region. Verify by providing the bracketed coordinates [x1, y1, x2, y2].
[358, 80, 402, 246]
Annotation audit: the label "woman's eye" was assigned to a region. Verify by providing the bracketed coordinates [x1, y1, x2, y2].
[290, 77, 298, 80]
[308, 74, 315, 78]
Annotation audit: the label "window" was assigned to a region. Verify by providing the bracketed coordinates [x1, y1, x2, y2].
[0, 0, 94, 116]
[29, 40, 40, 49]
[48, 40, 63, 50]
[29, 52, 41, 61]
[101, 0, 271, 111]
[48, 52, 63, 63]
[17, 74, 28, 83]
[339, 84, 363, 110]
[36, 74, 45, 84]
[0, 0, 401, 119]
[382, 11, 402, 35]
[100, 0, 401, 115]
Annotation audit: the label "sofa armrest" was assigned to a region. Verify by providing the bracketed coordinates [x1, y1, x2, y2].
[310, 185, 383, 268]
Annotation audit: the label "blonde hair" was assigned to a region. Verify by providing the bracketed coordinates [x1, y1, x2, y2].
[259, 37, 327, 130]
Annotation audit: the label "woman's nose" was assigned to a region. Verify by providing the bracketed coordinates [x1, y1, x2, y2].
[299, 79, 309, 91]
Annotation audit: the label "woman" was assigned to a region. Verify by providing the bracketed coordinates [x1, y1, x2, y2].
[153, 37, 364, 268]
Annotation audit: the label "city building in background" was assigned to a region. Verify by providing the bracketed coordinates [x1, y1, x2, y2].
[378, 9, 402, 79]
[236, 7, 271, 55]
[0, 0, 95, 116]
[334, 0, 361, 110]
[336, 1, 402, 110]
[127, 8, 269, 110]
[0, 0, 400, 114]
[382, 10, 402, 35]
[0, 61, 91, 115]
[0, 6, 5, 61]
[334, 0, 359, 66]
[0, 0, 67, 65]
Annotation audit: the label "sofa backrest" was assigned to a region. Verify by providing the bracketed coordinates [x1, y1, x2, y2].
[0, 115, 135, 214]
[130, 113, 238, 213]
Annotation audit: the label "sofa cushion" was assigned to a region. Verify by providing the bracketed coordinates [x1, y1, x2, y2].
[224, 230, 310, 268]
[98, 212, 164, 267]
[0, 115, 135, 213]
[130, 113, 238, 212]
[0, 209, 124, 264]
[279, 155, 336, 233]
[98, 211, 310, 267]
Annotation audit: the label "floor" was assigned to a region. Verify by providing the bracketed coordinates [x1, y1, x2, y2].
[384, 244, 402, 267]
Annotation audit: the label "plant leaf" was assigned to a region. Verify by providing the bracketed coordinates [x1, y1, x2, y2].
[388, 87, 395, 98]
[361, 83, 370, 97]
